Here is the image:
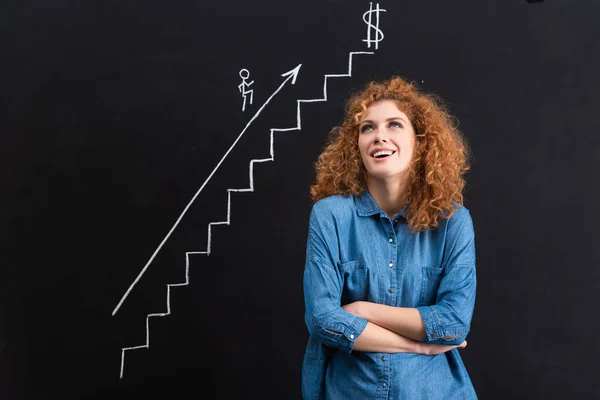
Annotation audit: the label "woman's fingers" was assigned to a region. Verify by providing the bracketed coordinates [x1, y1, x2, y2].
[423, 340, 467, 355]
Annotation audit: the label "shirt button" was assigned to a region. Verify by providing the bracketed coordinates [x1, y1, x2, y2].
[388, 262, 393, 267]
[381, 356, 386, 361]
[388, 288, 393, 293]
[388, 238, 393, 243]
[382, 383, 386, 387]
[350, 334, 354, 339]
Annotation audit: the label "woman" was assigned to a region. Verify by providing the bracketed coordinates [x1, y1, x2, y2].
[302, 76, 477, 399]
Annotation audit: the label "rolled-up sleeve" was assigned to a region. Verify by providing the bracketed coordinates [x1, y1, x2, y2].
[416, 208, 477, 346]
[303, 204, 368, 353]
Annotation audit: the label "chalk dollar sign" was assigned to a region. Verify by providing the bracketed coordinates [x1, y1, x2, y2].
[362, 2, 386, 50]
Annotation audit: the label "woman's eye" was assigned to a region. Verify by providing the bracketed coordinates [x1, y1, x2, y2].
[360, 125, 373, 133]
[389, 121, 403, 128]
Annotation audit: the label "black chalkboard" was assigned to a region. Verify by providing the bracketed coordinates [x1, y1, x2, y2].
[2, 0, 600, 398]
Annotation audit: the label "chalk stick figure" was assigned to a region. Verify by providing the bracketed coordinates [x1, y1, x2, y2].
[238, 69, 254, 112]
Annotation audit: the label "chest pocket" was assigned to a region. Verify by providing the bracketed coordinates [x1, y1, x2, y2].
[338, 260, 368, 304]
[420, 266, 444, 306]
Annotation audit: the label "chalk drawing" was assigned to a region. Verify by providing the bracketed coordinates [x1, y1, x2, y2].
[113, 64, 301, 318]
[115, 51, 374, 379]
[362, 2, 386, 50]
[238, 68, 254, 112]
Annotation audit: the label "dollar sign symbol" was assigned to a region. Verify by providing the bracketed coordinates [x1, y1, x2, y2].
[362, 2, 386, 50]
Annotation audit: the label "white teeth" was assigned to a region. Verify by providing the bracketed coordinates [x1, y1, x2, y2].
[373, 150, 393, 158]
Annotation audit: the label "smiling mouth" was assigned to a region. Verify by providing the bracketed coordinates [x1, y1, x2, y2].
[372, 150, 396, 159]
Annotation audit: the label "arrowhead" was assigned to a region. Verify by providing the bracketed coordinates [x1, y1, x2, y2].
[281, 64, 302, 85]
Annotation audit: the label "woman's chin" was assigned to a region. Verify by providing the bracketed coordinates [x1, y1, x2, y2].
[366, 172, 406, 184]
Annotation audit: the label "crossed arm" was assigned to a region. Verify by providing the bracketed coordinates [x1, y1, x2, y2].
[338, 302, 466, 355]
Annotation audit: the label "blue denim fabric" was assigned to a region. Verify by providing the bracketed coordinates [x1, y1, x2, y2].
[302, 191, 477, 399]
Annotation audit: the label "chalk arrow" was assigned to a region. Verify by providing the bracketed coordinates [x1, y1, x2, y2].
[112, 64, 302, 316]
[281, 64, 301, 84]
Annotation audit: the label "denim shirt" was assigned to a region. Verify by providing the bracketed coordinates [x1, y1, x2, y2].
[302, 191, 477, 399]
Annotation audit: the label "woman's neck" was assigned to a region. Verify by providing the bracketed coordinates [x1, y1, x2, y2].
[366, 176, 409, 218]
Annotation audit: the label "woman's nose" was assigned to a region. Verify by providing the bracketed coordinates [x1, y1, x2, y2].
[374, 128, 388, 143]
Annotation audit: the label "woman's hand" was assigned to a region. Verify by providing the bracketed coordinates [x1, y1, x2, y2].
[417, 340, 467, 356]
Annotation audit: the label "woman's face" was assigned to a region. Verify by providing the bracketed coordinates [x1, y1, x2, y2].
[358, 100, 416, 185]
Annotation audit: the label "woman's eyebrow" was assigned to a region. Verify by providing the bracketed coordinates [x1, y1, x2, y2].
[360, 117, 408, 124]
[387, 116, 409, 124]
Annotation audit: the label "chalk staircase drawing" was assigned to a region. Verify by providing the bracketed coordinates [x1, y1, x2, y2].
[115, 50, 374, 379]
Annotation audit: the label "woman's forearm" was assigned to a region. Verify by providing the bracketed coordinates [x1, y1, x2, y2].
[351, 321, 421, 353]
[344, 301, 426, 341]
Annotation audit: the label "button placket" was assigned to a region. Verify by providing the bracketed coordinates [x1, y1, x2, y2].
[383, 220, 398, 306]
[388, 230, 398, 305]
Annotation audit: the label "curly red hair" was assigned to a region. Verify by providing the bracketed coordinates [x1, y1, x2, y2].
[310, 76, 471, 232]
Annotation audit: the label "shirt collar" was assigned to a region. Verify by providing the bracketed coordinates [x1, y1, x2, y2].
[355, 190, 409, 219]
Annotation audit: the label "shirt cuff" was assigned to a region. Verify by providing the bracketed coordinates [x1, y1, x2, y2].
[416, 305, 441, 341]
[416, 305, 468, 344]
[313, 309, 368, 353]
